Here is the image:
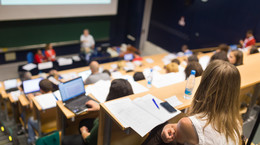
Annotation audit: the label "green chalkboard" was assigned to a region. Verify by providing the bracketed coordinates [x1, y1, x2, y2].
[0, 16, 111, 47]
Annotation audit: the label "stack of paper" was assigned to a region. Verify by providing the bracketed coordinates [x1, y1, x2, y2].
[57, 58, 73, 66]
[38, 62, 53, 70]
[104, 94, 181, 137]
[10, 90, 21, 101]
[22, 63, 37, 71]
[35, 93, 57, 110]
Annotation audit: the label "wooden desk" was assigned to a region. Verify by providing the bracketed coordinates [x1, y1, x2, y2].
[97, 53, 260, 145]
[31, 97, 57, 136]
[7, 93, 20, 123]
[18, 95, 31, 127]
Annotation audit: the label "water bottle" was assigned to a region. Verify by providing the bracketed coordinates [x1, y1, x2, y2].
[147, 69, 153, 88]
[184, 70, 196, 99]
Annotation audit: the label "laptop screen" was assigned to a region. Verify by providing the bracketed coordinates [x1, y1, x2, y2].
[124, 54, 134, 61]
[59, 77, 85, 102]
[78, 70, 91, 81]
[4, 79, 17, 90]
[23, 78, 43, 94]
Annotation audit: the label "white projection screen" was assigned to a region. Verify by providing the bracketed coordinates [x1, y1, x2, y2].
[0, 0, 118, 21]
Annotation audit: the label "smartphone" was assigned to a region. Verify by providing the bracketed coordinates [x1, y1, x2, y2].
[160, 102, 177, 113]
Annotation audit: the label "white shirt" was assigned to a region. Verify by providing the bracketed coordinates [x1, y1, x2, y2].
[80, 34, 95, 48]
[187, 115, 240, 145]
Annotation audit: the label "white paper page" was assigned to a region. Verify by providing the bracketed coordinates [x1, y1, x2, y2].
[22, 63, 37, 71]
[133, 61, 142, 66]
[105, 97, 162, 137]
[10, 90, 21, 101]
[48, 76, 60, 85]
[152, 72, 185, 88]
[129, 81, 149, 94]
[133, 94, 181, 123]
[165, 96, 183, 107]
[111, 71, 123, 79]
[90, 80, 111, 103]
[53, 90, 62, 101]
[35, 93, 57, 110]
[72, 55, 81, 61]
[38, 62, 53, 70]
[145, 58, 154, 63]
[60, 72, 78, 81]
[58, 58, 73, 66]
[111, 64, 118, 69]
[199, 56, 210, 70]
[153, 65, 162, 71]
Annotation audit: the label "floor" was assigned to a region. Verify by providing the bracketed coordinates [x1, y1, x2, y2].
[0, 41, 167, 81]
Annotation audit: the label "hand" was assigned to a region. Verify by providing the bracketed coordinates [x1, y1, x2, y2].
[80, 126, 90, 139]
[161, 124, 176, 143]
[86, 100, 100, 111]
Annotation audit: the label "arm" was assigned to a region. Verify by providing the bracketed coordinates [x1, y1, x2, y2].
[161, 117, 199, 144]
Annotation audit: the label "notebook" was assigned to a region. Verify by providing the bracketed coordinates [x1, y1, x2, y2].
[58, 77, 93, 115]
[23, 78, 43, 94]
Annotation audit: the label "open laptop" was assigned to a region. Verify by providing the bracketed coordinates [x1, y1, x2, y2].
[23, 78, 43, 94]
[58, 77, 93, 115]
[4, 79, 18, 93]
[78, 70, 92, 82]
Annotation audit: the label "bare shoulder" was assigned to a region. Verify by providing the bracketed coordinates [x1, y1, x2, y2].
[177, 117, 199, 145]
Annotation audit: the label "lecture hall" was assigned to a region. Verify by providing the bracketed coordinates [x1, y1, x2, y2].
[0, 0, 260, 145]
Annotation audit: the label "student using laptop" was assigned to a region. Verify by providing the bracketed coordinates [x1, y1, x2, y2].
[143, 60, 242, 145]
[27, 79, 53, 145]
[85, 61, 111, 85]
[62, 79, 134, 145]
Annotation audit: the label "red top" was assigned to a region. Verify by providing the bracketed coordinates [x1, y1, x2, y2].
[244, 36, 256, 48]
[45, 49, 56, 61]
[34, 54, 46, 63]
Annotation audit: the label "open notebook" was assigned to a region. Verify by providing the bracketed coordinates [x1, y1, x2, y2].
[104, 94, 181, 137]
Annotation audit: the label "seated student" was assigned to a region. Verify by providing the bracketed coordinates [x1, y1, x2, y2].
[228, 50, 243, 66]
[133, 72, 145, 81]
[240, 30, 256, 48]
[249, 46, 259, 54]
[216, 43, 230, 53]
[27, 79, 53, 145]
[85, 61, 111, 85]
[45, 43, 56, 61]
[171, 59, 180, 65]
[62, 79, 134, 145]
[184, 62, 203, 79]
[182, 44, 193, 56]
[34, 49, 47, 64]
[102, 69, 111, 77]
[143, 60, 242, 145]
[187, 55, 199, 63]
[165, 62, 179, 73]
[210, 51, 228, 62]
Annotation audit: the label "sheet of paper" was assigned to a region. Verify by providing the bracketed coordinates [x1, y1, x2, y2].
[57, 58, 73, 66]
[152, 72, 185, 88]
[22, 63, 37, 71]
[104, 97, 161, 137]
[111, 71, 123, 79]
[10, 90, 21, 101]
[53, 90, 62, 101]
[145, 58, 154, 63]
[38, 62, 53, 70]
[133, 61, 142, 66]
[165, 96, 183, 107]
[48, 76, 60, 85]
[35, 93, 57, 110]
[153, 65, 162, 71]
[72, 55, 81, 61]
[90, 80, 111, 103]
[111, 64, 118, 69]
[60, 72, 78, 81]
[199, 56, 210, 70]
[129, 81, 149, 94]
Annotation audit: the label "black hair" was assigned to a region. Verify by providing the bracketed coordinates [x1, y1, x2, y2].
[39, 79, 53, 93]
[184, 61, 203, 79]
[106, 79, 134, 101]
[171, 59, 180, 65]
[210, 51, 228, 62]
[188, 55, 199, 63]
[250, 47, 259, 54]
[102, 69, 111, 76]
[133, 72, 145, 81]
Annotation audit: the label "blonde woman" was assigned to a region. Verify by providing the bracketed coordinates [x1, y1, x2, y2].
[161, 60, 242, 145]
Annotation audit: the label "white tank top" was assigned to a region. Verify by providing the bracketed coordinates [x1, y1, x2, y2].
[187, 115, 239, 145]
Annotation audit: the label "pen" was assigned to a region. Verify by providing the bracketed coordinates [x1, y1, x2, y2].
[152, 98, 160, 109]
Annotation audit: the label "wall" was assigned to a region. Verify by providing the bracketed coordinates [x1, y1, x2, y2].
[148, 0, 260, 52]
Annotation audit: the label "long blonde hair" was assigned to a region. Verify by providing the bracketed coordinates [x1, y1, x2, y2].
[189, 60, 242, 144]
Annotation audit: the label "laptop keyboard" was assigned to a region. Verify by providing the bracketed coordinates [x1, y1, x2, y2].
[66, 95, 92, 113]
